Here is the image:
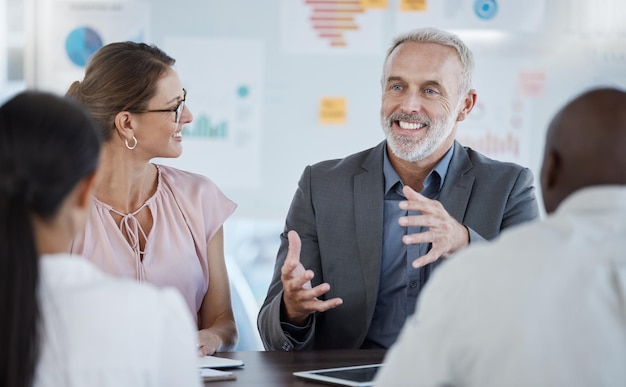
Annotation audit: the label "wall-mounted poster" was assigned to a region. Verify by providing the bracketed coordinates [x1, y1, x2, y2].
[281, 0, 385, 54]
[394, 0, 546, 34]
[158, 37, 265, 191]
[31, 0, 150, 93]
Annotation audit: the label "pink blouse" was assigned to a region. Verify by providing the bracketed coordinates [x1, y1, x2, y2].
[70, 164, 236, 323]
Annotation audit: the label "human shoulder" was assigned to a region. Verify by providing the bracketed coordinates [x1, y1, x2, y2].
[451, 144, 535, 195]
[308, 142, 384, 175]
[73, 255, 186, 304]
[415, 220, 545, 325]
[41, 255, 191, 326]
[155, 164, 236, 227]
[433, 216, 554, 290]
[156, 163, 217, 189]
[156, 163, 232, 204]
[459, 144, 530, 175]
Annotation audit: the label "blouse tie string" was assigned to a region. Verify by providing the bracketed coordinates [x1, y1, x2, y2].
[109, 205, 150, 282]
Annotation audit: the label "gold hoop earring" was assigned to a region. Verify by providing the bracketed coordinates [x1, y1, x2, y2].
[125, 136, 138, 150]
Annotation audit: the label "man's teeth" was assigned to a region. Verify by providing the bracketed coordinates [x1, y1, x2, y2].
[174, 132, 182, 138]
[399, 121, 425, 130]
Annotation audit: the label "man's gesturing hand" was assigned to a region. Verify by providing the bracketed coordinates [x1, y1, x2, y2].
[280, 230, 343, 326]
[399, 186, 469, 268]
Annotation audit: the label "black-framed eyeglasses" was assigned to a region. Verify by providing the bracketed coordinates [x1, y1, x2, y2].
[129, 89, 186, 124]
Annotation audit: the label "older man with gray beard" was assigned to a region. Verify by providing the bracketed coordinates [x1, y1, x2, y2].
[258, 27, 539, 352]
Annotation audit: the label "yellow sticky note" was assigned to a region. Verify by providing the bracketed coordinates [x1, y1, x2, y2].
[361, 0, 388, 9]
[319, 97, 347, 125]
[400, 0, 427, 12]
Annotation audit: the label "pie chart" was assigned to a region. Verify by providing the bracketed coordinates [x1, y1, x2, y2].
[65, 26, 103, 67]
[474, 0, 498, 20]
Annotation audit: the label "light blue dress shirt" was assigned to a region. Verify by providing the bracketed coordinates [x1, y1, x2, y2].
[362, 145, 454, 349]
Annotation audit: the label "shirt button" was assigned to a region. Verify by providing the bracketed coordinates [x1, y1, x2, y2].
[409, 281, 417, 289]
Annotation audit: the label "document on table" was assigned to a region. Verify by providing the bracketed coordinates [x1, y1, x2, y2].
[197, 356, 243, 382]
[199, 368, 236, 382]
[197, 355, 244, 369]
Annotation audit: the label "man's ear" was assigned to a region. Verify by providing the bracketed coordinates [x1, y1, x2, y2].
[456, 89, 477, 122]
[541, 151, 560, 191]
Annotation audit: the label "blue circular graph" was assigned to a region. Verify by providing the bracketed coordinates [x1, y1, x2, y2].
[65, 27, 103, 67]
[474, 0, 498, 20]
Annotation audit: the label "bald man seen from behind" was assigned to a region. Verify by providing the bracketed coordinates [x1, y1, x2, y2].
[374, 87, 626, 387]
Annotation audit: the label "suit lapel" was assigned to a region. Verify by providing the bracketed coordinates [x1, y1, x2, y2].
[353, 142, 385, 319]
[439, 141, 475, 223]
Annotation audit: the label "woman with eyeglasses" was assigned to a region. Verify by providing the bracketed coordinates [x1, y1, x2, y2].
[0, 91, 200, 386]
[66, 42, 237, 356]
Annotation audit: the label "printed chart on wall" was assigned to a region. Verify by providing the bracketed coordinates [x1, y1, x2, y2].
[281, 0, 385, 54]
[456, 56, 542, 166]
[34, 0, 150, 93]
[394, 0, 545, 33]
[160, 38, 264, 191]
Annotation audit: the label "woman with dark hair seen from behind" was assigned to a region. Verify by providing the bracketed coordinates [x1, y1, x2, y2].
[66, 42, 237, 356]
[0, 91, 200, 387]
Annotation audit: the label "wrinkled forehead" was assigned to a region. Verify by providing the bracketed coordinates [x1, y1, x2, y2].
[381, 42, 465, 90]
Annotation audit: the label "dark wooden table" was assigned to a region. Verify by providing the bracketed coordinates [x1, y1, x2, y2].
[204, 349, 386, 386]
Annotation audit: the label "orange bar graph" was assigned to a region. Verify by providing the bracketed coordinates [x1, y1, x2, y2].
[305, 0, 364, 48]
[310, 16, 355, 21]
[330, 40, 348, 47]
[313, 7, 364, 13]
[305, 0, 360, 3]
[319, 32, 343, 38]
[313, 24, 359, 30]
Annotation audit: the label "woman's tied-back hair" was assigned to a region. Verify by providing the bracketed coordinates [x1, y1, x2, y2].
[66, 41, 175, 141]
[0, 91, 102, 387]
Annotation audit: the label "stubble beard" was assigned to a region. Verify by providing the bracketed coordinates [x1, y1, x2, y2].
[381, 110, 457, 163]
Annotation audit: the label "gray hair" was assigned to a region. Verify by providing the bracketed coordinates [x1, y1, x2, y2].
[382, 27, 474, 95]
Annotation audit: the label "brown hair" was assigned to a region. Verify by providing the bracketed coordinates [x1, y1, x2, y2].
[66, 41, 175, 140]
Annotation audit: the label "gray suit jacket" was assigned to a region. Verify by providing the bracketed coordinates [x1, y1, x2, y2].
[257, 140, 539, 351]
